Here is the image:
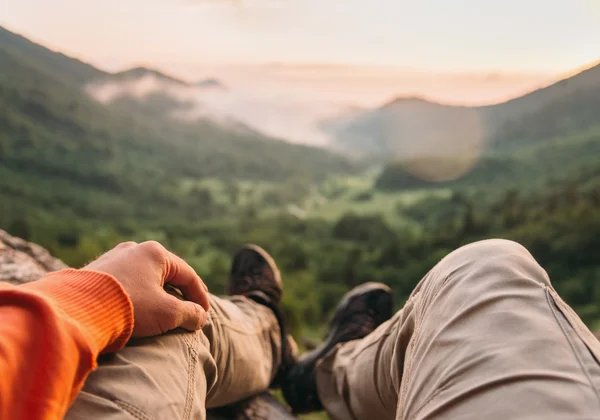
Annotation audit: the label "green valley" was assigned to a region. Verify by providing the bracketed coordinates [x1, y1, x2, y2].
[1, 23, 600, 346]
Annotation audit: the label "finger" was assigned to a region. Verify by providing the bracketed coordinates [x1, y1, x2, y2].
[163, 251, 211, 312]
[163, 295, 207, 331]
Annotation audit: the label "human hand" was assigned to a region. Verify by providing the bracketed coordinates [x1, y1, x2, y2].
[85, 241, 210, 338]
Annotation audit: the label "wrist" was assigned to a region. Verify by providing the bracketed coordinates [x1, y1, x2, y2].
[23, 269, 134, 354]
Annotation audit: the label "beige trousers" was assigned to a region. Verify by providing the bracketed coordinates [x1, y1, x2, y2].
[66, 296, 282, 420]
[67, 240, 600, 419]
[317, 239, 600, 419]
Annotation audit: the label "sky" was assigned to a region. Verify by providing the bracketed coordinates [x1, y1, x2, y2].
[1, 0, 599, 139]
[1, 0, 599, 73]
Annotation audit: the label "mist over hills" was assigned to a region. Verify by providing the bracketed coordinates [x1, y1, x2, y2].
[2, 21, 599, 196]
[325, 62, 600, 161]
[85, 66, 339, 146]
[0, 25, 355, 228]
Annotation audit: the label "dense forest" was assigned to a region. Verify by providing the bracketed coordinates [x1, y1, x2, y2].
[1, 25, 600, 342]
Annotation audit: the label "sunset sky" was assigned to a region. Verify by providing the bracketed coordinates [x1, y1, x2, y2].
[1, 0, 599, 106]
[2, 0, 599, 70]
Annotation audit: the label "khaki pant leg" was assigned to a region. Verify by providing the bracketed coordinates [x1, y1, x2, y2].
[317, 239, 600, 420]
[66, 295, 281, 420]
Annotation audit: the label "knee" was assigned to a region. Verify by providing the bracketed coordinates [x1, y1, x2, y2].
[455, 239, 533, 262]
[434, 239, 550, 289]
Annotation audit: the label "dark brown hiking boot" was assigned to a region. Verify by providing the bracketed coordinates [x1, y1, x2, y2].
[228, 244, 297, 388]
[282, 282, 394, 414]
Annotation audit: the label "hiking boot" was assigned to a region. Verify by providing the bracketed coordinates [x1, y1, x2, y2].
[228, 244, 297, 388]
[282, 282, 394, 413]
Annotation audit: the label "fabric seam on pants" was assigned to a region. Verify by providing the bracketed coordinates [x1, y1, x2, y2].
[551, 289, 600, 364]
[403, 275, 541, 420]
[406, 388, 446, 420]
[372, 331, 395, 414]
[400, 284, 443, 418]
[545, 287, 600, 406]
[114, 399, 154, 420]
[209, 311, 278, 335]
[182, 334, 199, 420]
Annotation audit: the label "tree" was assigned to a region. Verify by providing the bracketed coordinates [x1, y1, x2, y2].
[8, 218, 31, 241]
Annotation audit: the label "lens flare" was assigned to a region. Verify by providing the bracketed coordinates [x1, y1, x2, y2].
[382, 98, 484, 182]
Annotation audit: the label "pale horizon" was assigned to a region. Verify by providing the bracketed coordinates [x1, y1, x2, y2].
[2, 0, 599, 71]
[2, 0, 600, 107]
[2, 0, 599, 145]
[1, 21, 587, 110]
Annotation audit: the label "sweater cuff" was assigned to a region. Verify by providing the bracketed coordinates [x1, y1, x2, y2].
[23, 269, 134, 354]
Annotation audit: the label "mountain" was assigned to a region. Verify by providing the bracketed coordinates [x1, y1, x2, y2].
[196, 78, 225, 89]
[98, 68, 224, 90]
[360, 63, 600, 190]
[327, 62, 600, 160]
[0, 26, 106, 87]
[324, 97, 480, 161]
[107, 66, 191, 87]
[318, 106, 366, 139]
[0, 25, 354, 228]
[372, 90, 600, 191]
[487, 67, 600, 152]
[482, 63, 600, 130]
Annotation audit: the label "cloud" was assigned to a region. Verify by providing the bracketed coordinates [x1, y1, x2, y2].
[84, 63, 554, 148]
[85, 73, 342, 146]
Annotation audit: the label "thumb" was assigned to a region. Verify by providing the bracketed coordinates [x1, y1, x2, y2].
[164, 294, 208, 331]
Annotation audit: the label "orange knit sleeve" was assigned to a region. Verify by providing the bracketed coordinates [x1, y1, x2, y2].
[0, 269, 134, 420]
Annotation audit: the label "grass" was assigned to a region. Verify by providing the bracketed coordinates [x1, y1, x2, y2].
[304, 188, 451, 225]
[180, 172, 453, 234]
[299, 171, 452, 230]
